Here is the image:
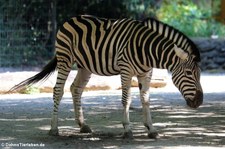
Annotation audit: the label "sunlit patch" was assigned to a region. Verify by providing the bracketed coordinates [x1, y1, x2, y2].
[196, 132, 225, 137]
[37, 125, 51, 131]
[155, 122, 181, 127]
[103, 146, 118, 149]
[164, 127, 206, 132]
[82, 137, 101, 141]
[0, 137, 15, 141]
[161, 127, 208, 139]
[105, 123, 122, 129]
[168, 112, 225, 119]
[0, 118, 50, 122]
[58, 126, 80, 136]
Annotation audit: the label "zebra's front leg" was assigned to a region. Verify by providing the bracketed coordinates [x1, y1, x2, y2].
[70, 68, 92, 133]
[121, 75, 133, 139]
[137, 71, 158, 139]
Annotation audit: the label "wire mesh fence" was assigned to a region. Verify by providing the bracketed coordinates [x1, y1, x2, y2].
[0, 0, 55, 70]
[1, 0, 224, 71]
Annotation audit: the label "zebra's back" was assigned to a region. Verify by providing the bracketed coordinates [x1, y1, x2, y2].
[56, 15, 139, 76]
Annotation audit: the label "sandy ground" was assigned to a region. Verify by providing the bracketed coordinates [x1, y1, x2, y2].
[0, 69, 168, 93]
[0, 71, 225, 149]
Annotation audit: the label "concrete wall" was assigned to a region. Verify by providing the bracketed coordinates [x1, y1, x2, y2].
[193, 38, 225, 71]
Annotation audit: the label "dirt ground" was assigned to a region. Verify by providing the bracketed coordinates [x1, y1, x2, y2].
[1, 91, 225, 149]
[0, 72, 225, 149]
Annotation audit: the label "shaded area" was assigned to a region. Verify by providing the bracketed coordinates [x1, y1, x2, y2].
[0, 91, 225, 148]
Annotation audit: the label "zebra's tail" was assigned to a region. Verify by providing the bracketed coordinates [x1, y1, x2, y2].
[8, 56, 57, 93]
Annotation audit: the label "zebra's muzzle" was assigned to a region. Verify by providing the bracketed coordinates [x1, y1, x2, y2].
[186, 90, 203, 108]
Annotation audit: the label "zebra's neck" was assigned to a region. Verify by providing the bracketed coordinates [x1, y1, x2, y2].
[143, 18, 200, 60]
[125, 24, 180, 72]
[111, 19, 183, 73]
[141, 18, 199, 71]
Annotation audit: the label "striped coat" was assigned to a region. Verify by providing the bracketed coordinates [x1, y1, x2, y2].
[10, 15, 203, 139]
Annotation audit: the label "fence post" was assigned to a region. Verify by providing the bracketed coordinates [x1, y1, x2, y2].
[50, 0, 56, 55]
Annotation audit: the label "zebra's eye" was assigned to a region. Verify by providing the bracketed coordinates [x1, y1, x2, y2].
[186, 70, 192, 76]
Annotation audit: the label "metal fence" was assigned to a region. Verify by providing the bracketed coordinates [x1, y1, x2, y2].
[0, 0, 56, 69]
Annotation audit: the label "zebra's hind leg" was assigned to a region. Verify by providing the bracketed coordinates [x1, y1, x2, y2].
[49, 67, 71, 136]
[121, 74, 133, 139]
[137, 70, 158, 139]
[70, 68, 92, 133]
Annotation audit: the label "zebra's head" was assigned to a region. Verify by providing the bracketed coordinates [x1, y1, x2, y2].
[172, 45, 203, 108]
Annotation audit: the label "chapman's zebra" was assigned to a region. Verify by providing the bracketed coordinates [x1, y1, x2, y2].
[10, 15, 203, 139]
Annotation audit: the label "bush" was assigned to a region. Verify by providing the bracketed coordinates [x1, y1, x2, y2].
[156, 0, 225, 37]
[18, 86, 40, 94]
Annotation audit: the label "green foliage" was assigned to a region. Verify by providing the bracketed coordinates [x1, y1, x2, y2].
[157, 0, 225, 37]
[18, 86, 40, 94]
[124, 0, 161, 19]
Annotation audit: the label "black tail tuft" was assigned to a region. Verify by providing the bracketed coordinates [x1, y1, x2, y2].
[9, 56, 57, 93]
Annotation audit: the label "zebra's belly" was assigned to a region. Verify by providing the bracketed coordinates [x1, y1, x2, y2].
[92, 69, 120, 76]
[74, 39, 121, 76]
[75, 59, 120, 76]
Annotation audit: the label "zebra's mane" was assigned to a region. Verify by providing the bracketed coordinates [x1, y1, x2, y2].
[142, 18, 201, 62]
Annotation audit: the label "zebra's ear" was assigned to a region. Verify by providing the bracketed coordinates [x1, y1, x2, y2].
[174, 44, 189, 60]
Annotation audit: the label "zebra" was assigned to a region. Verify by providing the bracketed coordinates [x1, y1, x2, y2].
[10, 15, 203, 139]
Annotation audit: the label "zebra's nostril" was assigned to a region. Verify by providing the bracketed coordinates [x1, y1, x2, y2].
[195, 90, 203, 105]
[186, 90, 203, 108]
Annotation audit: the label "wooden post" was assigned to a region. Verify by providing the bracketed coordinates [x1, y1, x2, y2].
[213, 0, 225, 24]
[221, 0, 225, 24]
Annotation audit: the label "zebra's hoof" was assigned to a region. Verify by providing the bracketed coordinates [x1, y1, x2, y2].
[148, 132, 158, 139]
[80, 125, 92, 133]
[48, 129, 59, 136]
[123, 130, 133, 139]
